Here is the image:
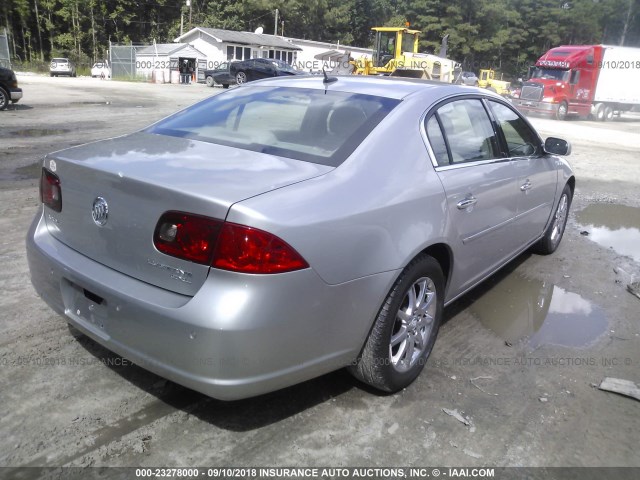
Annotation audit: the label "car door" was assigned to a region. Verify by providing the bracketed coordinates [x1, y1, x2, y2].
[425, 98, 521, 294]
[487, 100, 557, 247]
[253, 59, 273, 79]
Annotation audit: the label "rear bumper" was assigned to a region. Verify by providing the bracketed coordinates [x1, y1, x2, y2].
[26, 209, 396, 400]
[10, 88, 22, 102]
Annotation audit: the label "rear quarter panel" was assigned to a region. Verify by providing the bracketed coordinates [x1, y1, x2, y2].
[227, 96, 449, 286]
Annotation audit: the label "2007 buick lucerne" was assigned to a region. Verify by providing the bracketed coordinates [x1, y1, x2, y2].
[27, 76, 574, 400]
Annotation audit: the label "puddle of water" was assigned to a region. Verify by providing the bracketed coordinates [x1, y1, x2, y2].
[2, 128, 70, 138]
[468, 272, 607, 348]
[576, 204, 640, 262]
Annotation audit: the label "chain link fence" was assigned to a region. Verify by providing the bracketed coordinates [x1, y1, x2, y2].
[109, 43, 137, 80]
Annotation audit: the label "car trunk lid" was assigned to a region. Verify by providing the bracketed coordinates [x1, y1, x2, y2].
[42, 132, 332, 296]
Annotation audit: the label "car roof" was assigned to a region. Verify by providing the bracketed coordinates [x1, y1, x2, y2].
[246, 75, 481, 101]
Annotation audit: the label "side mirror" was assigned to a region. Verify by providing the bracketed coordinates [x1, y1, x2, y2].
[544, 137, 571, 156]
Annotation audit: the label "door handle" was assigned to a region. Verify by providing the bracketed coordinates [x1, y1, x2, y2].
[457, 196, 478, 210]
[520, 180, 532, 191]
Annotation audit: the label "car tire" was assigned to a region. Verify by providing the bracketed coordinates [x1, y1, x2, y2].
[532, 184, 572, 255]
[349, 254, 444, 393]
[222, 84, 229, 89]
[236, 71, 247, 85]
[205, 76, 215, 87]
[0, 87, 9, 111]
[556, 101, 568, 121]
[50, 73, 54, 77]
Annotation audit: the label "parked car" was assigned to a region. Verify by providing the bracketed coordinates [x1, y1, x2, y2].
[0, 66, 23, 110]
[26, 76, 574, 400]
[205, 58, 306, 88]
[91, 62, 110, 78]
[457, 71, 479, 86]
[50, 58, 76, 77]
[204, 61, 235, 88]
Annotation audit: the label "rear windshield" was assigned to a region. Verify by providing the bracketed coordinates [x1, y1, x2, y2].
[52, 58, 69, 63]
[147, 86, 399, 166]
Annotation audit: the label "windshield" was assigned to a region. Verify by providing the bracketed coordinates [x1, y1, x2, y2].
[147, 87, 399, 167]
[531, 68, 569, 81]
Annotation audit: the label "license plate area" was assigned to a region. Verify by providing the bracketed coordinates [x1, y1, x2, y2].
[60, 278, 110, 340]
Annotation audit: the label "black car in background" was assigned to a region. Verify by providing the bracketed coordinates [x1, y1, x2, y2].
[0, 66, 23, 110]
[204, 58, 306, 88]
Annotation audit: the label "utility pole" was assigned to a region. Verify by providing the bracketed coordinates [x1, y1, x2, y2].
[186, 0, 192, 31]
[620, 0, 634, 46]
[33, 0, 44, 61]
[274, 9, 279, 35]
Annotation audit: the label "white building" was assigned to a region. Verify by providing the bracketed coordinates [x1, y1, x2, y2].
[153, 27, 376, 82]
[283, 37, 373, 72]
[135, 43, 207, 83]
[174, 27, 302, 70]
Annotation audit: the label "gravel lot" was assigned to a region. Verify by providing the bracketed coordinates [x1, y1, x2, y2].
[1, 75, 639, 470]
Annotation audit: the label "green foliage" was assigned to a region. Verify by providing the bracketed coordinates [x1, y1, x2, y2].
[0, 0, 638, 75]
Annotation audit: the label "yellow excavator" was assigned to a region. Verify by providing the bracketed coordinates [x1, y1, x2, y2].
[349, 27, 459, 83]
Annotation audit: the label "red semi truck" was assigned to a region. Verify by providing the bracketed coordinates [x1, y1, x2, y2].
[513, 44, 640, 121]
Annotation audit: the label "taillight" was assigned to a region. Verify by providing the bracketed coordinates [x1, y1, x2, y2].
[213, 222, 309, 274]
[153, 211, 222, 264]
[40, 168, 62, 212]
[153, 212, 308, 274]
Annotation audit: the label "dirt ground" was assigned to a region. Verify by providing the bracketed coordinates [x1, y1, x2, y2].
[1, 75, 639, 470]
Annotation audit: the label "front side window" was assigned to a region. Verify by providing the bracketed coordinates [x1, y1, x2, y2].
[432, 99, 500, 164]
[489, 101, 540, 157]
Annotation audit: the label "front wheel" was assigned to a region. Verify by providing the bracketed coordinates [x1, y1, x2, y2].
[532, 184, 572, 255]
[205, 76, 215, 87]
[235, 71, 247, 84]
[556, 101, 568, 121]
[349, 255, 444, 393]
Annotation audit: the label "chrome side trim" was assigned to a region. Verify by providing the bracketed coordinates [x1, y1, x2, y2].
[462, 216, 514, 245]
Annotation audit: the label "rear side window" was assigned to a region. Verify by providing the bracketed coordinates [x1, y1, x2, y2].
[148, 87, 399, 167]
[488, 101, 540, 157]
[429, 99, 500, 164]
[425, 116, 450, 166]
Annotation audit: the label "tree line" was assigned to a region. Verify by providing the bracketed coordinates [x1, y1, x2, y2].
[2, 0, 639, 77]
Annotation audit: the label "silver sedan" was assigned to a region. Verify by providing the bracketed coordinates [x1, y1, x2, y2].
[27, 76, 574, 400]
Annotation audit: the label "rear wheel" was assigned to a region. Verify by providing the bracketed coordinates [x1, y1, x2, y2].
[532, 184, 572, 255]
[556, 101, 568, 120]
[0, 87, 8, 110]
[235, 71, 247, 84]
[205, 76, 215, 87]
[604, 105, 613, 121]
[349, 255, 444, 392]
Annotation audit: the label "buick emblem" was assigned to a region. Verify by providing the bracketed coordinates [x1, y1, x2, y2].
[92, 197, 109, 226]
